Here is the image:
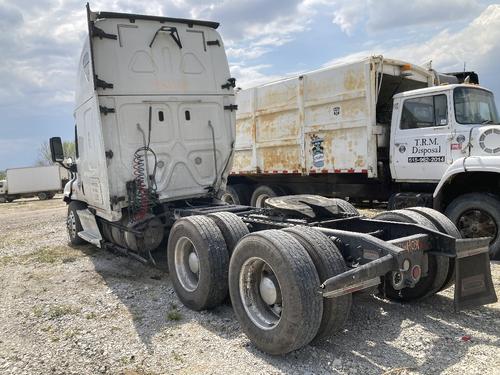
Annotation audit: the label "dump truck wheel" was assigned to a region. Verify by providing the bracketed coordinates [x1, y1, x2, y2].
[67, 201, 87, 245]
[330, 198, 359, 216]
[407, 207, 461, 291]
[251, 185, 286, 208]
[167, 216, 229, 311]
[220, 184, 251, 205]
[373, 209, 449, 301]
[229, 230, 322, 355]
[207, 212, 249, 255]
[445, 193, 500, 260]
[283, 226, 351, 343]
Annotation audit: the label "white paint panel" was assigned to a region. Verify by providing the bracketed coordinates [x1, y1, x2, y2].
[6, 166, 62, 194]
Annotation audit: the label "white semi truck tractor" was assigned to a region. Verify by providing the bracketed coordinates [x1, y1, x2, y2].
[50, 6, 497, 355]
[224, 57, 500, 259]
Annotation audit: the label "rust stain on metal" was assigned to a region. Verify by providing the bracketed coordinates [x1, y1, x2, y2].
[354, 155, 365, 168]
[233, 152, 253, 171]
[343, 70, 365, 91]
[260, 147, 301, 171]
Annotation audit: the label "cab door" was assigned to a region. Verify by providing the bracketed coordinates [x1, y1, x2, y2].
[390, 93, 452, 181]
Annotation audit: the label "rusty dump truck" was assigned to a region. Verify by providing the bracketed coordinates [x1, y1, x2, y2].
[224, 57, 500, 259]
[50, 6, 497, 355]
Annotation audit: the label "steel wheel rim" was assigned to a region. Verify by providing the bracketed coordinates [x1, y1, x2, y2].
[221, 192, 235, 205]
[255, 194, 270, 208]
[174, 236, 200, 292]
[239, 257, 282, 330]
[67, 211, 77, 239]
[457, 209, 498, 242]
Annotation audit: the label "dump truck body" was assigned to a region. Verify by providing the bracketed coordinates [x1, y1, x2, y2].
[233, 57, 432, 178]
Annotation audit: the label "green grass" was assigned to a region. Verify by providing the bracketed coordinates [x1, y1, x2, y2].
[166, 304, 182, 321]
[33, 304, 81, 319]
[0, 245, 85, 268]
[85, 312, 97, 320]
[47, 305, 80, 319]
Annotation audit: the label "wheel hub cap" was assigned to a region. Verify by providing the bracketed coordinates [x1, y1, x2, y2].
[188, 251, 199, 274]
[259, 276, 277, 305]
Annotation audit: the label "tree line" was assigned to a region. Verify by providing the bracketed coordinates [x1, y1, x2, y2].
[36, 141, 76, 166]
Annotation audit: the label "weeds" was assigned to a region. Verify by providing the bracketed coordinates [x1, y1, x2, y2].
[167, 304, 182, 321]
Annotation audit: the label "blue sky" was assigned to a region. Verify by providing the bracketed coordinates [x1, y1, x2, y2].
[1, 0, 500, 169]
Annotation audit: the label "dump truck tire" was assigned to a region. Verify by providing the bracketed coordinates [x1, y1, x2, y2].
[251, 185, 286, 208]
[67, 201, 87, 245]
[207, 212, 249, 255]
[283, 226, 351, 342]
[229, 230, 322, 355]
[445, 193, 500, 260]
[330, 198, 359, 215]
[220, 184, 251, 205]
[167, 216, 229, 311]
[407, 207, 461, 291]
[373, 209, 449, 301]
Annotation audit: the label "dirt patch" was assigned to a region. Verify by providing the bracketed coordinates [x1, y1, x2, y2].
[0, 198, 498, 375]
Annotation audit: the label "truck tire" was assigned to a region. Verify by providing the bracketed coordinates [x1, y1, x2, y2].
[220, 184, 251, 205]
[207, 212, 249, 255]
[445, 193, 500, 260]
[67, 201, 87, 245]
[0, 196, 6, 203]
[283, 226, 351, 342]
[373, 209, 449, 301]
[38, 192, 49, 200]
[167, 216, 229, 311]
[251, 185, 286, 208]
[229, 230, 323, 354]
[330, 198, 359, 216]
[406, 207, 461, 291]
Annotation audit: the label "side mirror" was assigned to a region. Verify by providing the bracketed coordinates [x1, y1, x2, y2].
[49, 137, 65, 162]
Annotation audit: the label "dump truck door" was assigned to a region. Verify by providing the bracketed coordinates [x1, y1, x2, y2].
[391, 93, 452, 181]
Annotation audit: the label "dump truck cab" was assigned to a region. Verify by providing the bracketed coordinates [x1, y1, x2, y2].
[390, 84, 500, 181]
[390, 83, 500, 258]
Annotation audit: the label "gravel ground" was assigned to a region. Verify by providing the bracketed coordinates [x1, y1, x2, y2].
[0, 198, 499, 375]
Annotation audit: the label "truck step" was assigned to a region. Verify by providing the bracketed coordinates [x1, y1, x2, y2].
[76, 209, 102, 248]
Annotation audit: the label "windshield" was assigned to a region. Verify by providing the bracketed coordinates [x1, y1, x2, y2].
[454, 87, 499, 125]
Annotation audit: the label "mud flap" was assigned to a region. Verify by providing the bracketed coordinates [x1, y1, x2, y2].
[454, 237, 497, 310]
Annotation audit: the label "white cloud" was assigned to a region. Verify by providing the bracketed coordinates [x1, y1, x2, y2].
[230, 64, 283, 89]
[328, 0, 483, 35]
[326, 4, 500, 69]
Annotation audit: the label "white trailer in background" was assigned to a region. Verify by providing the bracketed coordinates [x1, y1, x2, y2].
[0, 165, 65, 202]
[224, 56, 500, 259]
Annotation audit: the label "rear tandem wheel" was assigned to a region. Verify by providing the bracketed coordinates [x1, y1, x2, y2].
[228, 230, 323, 354]
[373, 209, 450, 301]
